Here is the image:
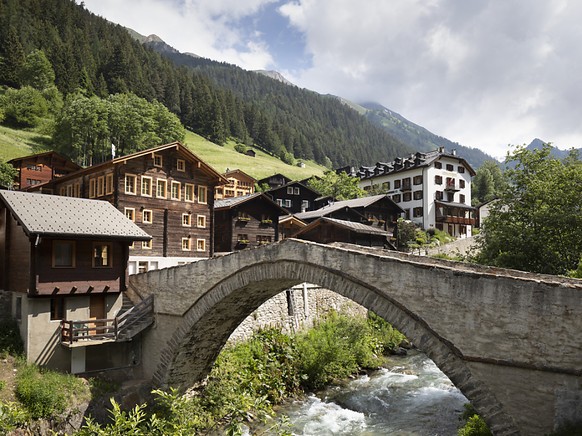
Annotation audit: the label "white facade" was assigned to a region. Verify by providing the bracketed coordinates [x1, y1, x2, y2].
[128, 255, 204, 274]
[357, 150, 475, 237]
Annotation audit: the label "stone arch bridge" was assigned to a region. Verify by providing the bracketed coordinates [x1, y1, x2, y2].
[129, 239, 582, 435]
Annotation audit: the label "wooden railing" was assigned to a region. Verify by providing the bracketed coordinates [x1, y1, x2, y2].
[60, 295, 154, 345]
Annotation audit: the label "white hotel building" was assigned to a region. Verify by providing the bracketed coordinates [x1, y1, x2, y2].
[352, 148, 476, 237]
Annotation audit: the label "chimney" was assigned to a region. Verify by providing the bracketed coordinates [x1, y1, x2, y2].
[438, 146, 445, 153]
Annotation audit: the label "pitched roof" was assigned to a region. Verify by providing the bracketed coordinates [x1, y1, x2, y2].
[296, 217, 390, 237]
[214, 192, 288, 215]
[223, 169, 257, 182]
[0, 190, 151, 241]
[294, 194, 403, 220]
[8, 150, 82, 171]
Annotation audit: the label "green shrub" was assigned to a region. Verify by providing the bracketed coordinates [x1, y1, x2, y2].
[0, 401, 29, 433]
[0, 320, 24, 357]
[458, 404, 491, 436]
[15, 364, 87, 419]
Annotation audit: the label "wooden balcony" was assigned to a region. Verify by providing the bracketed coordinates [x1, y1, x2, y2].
[60, 295, 154, 346]
[436, 215, 475, 225]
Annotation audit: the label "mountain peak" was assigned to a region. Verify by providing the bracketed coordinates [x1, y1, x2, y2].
[254, 70, 295, 86]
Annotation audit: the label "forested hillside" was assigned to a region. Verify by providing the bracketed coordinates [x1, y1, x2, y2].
[0, 0, 413, 167]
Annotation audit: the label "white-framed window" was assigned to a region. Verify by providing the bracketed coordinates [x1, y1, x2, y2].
[284, 199, 292, 208]
[276, 199, 283, 207]
[105, 174, 114, 194]
[197, 239, 206, 252]
[182, 213, 191, 227]
[197, 215, 206, 228]
[153, 154, 163, 167]
[185, 183, 194, 202]
[301, 200, 309, 210]
[287, 187, 293, 194]
[177, 159, 185, 172]
[97, 176, 105, 197]
[181, 237, 191, 251]
[142, 209, 153, 224]
[171, 181, 181, 200]
[66, 185, 73, 197]
[156, 179, 167, 198]
[125, 207, 135, 222]
[89, 178, 96, 198]
[141, 176, 152, 197]
[52, 240, 76, 268]
[125, 174, 137, 195]
[198, 186, 207, 204]
[92, 243, 112, 268]
[294, 187, 300, 195]
[142, 239, 152, 249]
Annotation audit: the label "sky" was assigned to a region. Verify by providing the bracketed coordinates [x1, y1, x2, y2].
[80, 0, 582, 159]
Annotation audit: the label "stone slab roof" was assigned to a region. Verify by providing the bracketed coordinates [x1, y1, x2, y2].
[0, 190, 151, 241]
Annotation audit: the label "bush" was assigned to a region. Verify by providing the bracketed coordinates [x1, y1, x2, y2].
[15, 364, 88, 419]
[458, 404, 491, 436]
[0, 401, 29, 433]
[0, 86, 48, 127]
[0, 320, 24, 357]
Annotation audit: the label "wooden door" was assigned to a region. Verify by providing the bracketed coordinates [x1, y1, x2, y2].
[89, 295, 105, 336]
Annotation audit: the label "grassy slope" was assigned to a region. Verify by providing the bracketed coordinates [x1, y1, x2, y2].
[0, 126, 326, 181]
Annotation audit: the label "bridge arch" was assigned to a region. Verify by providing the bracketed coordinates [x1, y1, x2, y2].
[131, 239, 582, 436]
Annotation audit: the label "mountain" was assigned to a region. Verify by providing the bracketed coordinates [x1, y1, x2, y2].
[526, 138, 582, 160]
[359, 102, 497, 169]
[254, 70, 294, 86]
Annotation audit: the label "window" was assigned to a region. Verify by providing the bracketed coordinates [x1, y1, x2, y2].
[89, 178, 96, 198]
[153, 154, 163, 167]
[74, 183, 80, 198]
[142, 209, 153, 224]
[185, 184, 194, 202]
[97, 176, 105, 196]
[394, 179, 401, 189]
[27, 164, 42, 171]
[125, 174, 137, 195]
[92, 243, 112, 267]
[276, 199, 283, 207]
[26, 178, 41, 186]
[403, 192, 412, 202]
[392, 194, 401, 203]
[66, 185, 73, 197]
[238, 234, 249, 243]
[142, 239, 152, 249]
[197, 239, 206, 251]
[436, 191, 443, 200]
[301, 200, 309, 210]
[171, 181, 181, 200]
[284, 199, 292, 208]
[413, 207, 423, 217]
[60, 187, 66, 196]
[156, 179, 167, 198]
[52, 241, 75, 268]
[197, 215, 206, 228]
[141, 176, 152, 197]
[413, 190, 423, 200]
[459, 179, 466, 189]
[198, 186, 207, 204]
[138, 261, 148, 273]
[125, 208, 135, 222]
[413, 175, 423, 185]
[257, 235, 272, 245]
[446, 164, 454, 171]
[50, 298, 65, 320]
[293, 187, 300, 195]
[287, 187, 294, 194]
[382, 181, 390, 190]
[435, 162, 442, 169]
[105, 174, 114, 194]
[460, 194, 466, 203]
[435, 175, 442, 184]
[181, 238, 191, 251]
[177, 159, 185, 171]
[182, 213, 191, 227]
[402, 177, 411, 189]
[458, 166, 465, 173]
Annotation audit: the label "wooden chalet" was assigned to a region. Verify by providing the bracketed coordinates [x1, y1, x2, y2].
[28, 142, 228, 273]
[215, 169, 256, 200]
[0, 190, 151, 373]
[292, 217, 395, 249]
[278, 215, 307, 239]
[214, 193, 287, 252]
[257, 173, 291, 190]
[295, 194, 403, 230]
[9, 151, 81, 190]
[265, 181, 324, 214]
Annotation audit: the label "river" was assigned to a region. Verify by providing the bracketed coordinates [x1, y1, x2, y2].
[273, 350, 468, 435]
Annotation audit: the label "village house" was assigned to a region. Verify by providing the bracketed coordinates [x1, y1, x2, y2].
[26, 142, 228, 273]
[265, 180, 327, 214]
[8, 151, 81, 190]
[214, 169, 256, 200]
[257, 173, 291, 190]
[0, 190, 151, 373]
[214, 193, 287, 252]
[351, 147, 476, 237]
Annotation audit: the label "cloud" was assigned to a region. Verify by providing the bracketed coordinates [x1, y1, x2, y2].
[280, 0, 582, 157]
[82, 0, 277, 70]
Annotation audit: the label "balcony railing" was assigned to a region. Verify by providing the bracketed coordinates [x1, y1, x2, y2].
[60, 295, 154, 345]
[436, 215, 475, 225]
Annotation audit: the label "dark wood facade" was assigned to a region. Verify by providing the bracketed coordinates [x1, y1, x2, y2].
[9, 151, 81, 190]
[31, 143, 227, 259]
[214, 194, 286, 252]
[293, 218, 390, 248]
[257, 173, 291, 190]
[266, 181, 323, 214]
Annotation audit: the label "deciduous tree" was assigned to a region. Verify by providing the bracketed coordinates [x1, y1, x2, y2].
[307, 171, 365, 200]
